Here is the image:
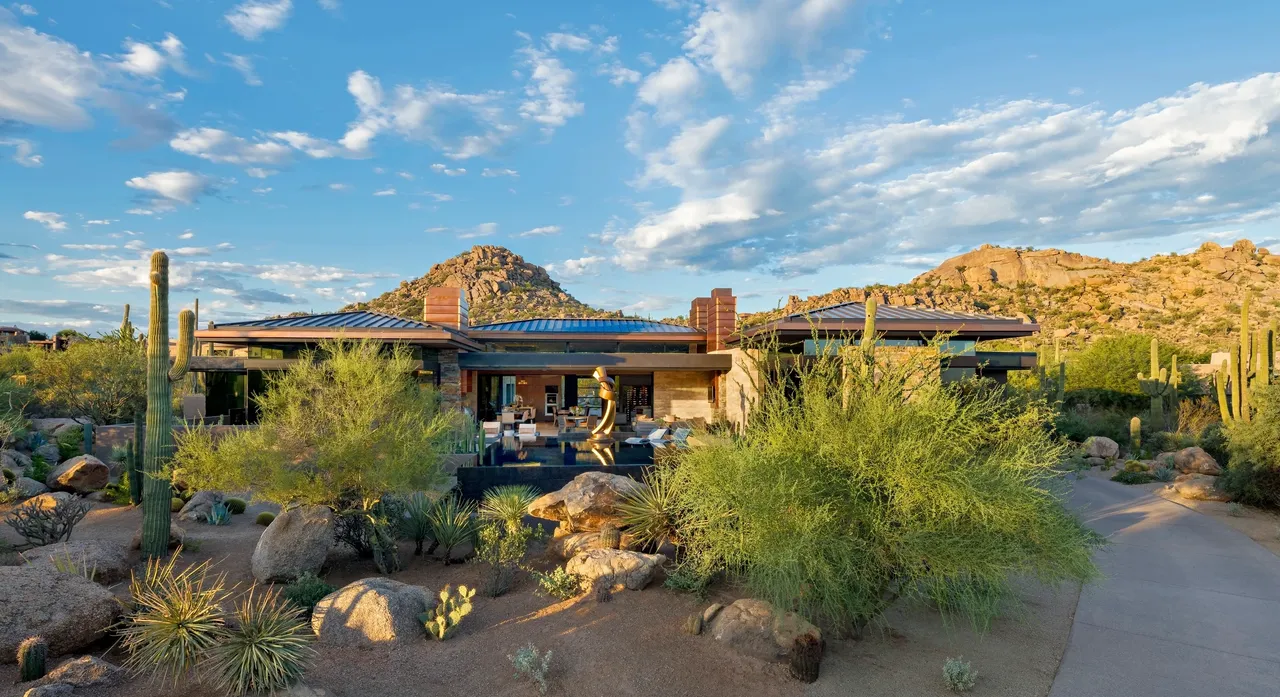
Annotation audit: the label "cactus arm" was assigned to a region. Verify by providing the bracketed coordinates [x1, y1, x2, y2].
[121, 304, 133, 340]
[1216, 360, 1232, 422]
[168, 309, 195, 382]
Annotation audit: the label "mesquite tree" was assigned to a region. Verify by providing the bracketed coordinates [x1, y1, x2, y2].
[140, 251, 195, 558]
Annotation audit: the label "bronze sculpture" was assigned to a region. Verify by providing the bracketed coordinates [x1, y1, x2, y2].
[590, 366, 617, 443]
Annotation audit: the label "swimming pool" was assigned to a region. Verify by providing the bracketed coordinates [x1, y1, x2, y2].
[479, 435, 656, 467]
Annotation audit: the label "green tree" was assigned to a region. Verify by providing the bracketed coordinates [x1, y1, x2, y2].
[172, 338, 459, 510]
[31, 336, 146, 424]
[1064, 334, 1200, 406]
[658, 340, 1101, 633]
[1222, 383, 1280, 507]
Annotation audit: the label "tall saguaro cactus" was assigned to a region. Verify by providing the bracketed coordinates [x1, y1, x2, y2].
[1136, 337, 1173, 427]
[120, 303, 133, 341]
[140, 252, 195, 558]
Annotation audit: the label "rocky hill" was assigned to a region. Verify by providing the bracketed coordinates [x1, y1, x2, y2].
[344, 245, 621, 326]
[744, 239, 1280, 354]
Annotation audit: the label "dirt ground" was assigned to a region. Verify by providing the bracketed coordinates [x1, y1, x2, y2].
[2, 500, 1083, 697]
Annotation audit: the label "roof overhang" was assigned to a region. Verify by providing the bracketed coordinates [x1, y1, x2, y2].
[734, 318, 1039, 344]
[458, 351, 731, 373]
[468, 330, 705, 342]
[195, 327, 483, 351]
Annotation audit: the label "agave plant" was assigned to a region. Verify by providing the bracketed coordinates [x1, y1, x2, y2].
[207, 502, 231, 526]
[118, 555, 229, 686]
[401, 491, 437, 556]
[427, 495, 478, 565]
[202, 586, 316, 696]
[616, 475, 679, 550]
[479, 484, 539, 532]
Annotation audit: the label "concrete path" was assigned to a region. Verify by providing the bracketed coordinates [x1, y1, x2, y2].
[1050, 477, 1280, 697]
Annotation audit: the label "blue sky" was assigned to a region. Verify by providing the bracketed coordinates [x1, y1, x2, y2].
[2, 0, 1279, 333]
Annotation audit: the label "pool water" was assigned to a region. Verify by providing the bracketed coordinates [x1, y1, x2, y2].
[480, 435, 656, 467]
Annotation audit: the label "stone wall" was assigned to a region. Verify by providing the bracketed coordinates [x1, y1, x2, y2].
[438, 349, 462, 410]
[715, 348, 761, 429]
[653, 370, 715, 422]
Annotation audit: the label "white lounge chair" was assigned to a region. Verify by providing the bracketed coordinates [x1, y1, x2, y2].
[517, 423, 537, 438]
[482, 421, 501, 439]
[670, 427, 692, 449]
[625, 427, 668, 445]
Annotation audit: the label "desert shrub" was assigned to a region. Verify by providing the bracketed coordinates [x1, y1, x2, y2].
[1198, 421, 1229, 467]
[1111, 470, 1153, 485]
[1222, 384, 1280, 508]
[474, 520, 538, 597]
[1064, 334, 1201, 403]
[530, 565, 583, 600]
[426, 495, 478, 565]
[255, 512, 275, 526]
[1228, 502, 1245, 517]
[616, 475, 678, 550]
[1054, 406, 1132, 444]
[224, 497, 247, 514]
[660, 338, 1102, 633]
[479, 484, 539, 532]
[202, 587, 315, 696]
[172, 340, 460, 570]
[401, 491, 437, 555]
[420, 584, 475, 640]
[663, 564, 711, 597]
[2, 468, 13, 484]
[1151, 466, 1177, 482]
[1146, 430, 1196, 455]
[27, 454, 50, 485]
[509, 642, 552, 695]
[119, 556, 229, 686]
[29, 336, 146, 424]
[1177, 397, 1221, 437]
[282, 572, 335, 614]
[56, 426, 83, 461]
[5, 495, 90, 546]
[943, 657, 978, 692]
[49, 546, 99, 580]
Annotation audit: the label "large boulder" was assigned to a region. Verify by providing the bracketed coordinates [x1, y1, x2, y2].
[0, 566, 119, 661]
[29, 418, 83, 436]
[21, 541, 133, 585]
[565, 549, 665, 591]
[311, 578, 431, 647]
[42, 655, 124, 688]
[1172, 473, 1231, 502]
[1083, 436, 1120, 460]
[1172, 447, 1223, 475]
[251, 505, 335, 583]
[546, 528, 639, 559]
[14, 476, 49, 498]
[2, 449, 32, 471]
[527, 472, 647, 531]
[177, 490, 224, 523]
[707, 599, 822, 662]
[19, 491, 76, 512]
[33, 443, 60, 465]
[45, 455, 108, 493]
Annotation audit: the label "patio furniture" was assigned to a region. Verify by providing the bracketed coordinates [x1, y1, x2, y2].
[482, 421, 501, 439]
[625, 427, 669, 446]
[517, 423, 537, 437]
[564, 414, 589, 430]
[670, 427, 692, 449]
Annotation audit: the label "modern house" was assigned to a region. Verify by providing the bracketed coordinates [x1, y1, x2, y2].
[190, 287, 1038, 426]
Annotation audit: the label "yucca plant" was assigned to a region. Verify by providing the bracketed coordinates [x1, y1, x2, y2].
[118, 555, 229, 686]
[427, 495, 478, 565]
[402, 491, 437, 556]
[616, 476, 679, 550]
[479, 484, 539, 532]
[202, 586, 316, 696]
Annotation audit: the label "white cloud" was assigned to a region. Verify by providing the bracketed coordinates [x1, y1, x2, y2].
[11, 4, 36, 15]
[269, 130, 353, 159]
[85, 219, 114, 225]
[598, 61, 641, 86]
[545, 32, 592, 52]
[637, 57, 701, 123]
[178, 231, 195, 239]
[758, 49, 862, 143]
[559, 195, 574, 206]
[638, 115, 732, 189]
[481, 167, 518, 177]
[518, 44, 584, 133]
[458, 222, 498, 239]
[547, 255, 604, 279]
[224, 53, 262, 86]
[125, 170, 213, 205]
[328, 182, 350, 191]
[425, 226, 448, 233]
[0, 13, 102, 128]
[430, 163, 466, 176]
[245, 167, 275, 178]
[0, 137, 41, 166]
[518, 225, 561, 237]
[24, 210, 67, 231]
[373, 188, 396, 196]
[317, 0, 340, 11]
[171, 128, 292, 166]
[396, 171, 414, 180]
[225, 0, 292, 40]
[1068, 87, 1085, 96]
[61, 243, 116, 251]
[252, 186, 272, 194]
[117, 33, 187, 78]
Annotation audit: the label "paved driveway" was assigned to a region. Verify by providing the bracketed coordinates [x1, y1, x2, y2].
[1051, 477, 1280, 697]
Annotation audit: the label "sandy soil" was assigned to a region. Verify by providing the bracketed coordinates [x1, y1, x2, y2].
[2, 500, 1083, 697]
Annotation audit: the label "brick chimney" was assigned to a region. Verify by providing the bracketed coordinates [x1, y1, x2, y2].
[707, 288, 736, 352]
[689, 296, 711, 332]
[424, 287, 469, 329]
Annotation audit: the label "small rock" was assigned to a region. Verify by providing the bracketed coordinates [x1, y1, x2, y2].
[14, 476, 49, 498]
[1084, 456, 1106, 467]
[22, 540, 133, 585]
[702, 603, 724, 625]
[177, 490, 224, 523]
[276, 685, 331, 697]
[1172, 447, 1222, 476]
[1083, 436, 1120, 460]
[311, 577, 432, 647]
[528, 471, 647, 531]
[565, 548, 665, 591]
[45, 455, 109, 493]
[2, 449, 32, 471]
[44, 655, 123, 687]
[1172, 473, 1231, 502]
[707, 599, 822, 663]
[23, 684, 73, 697]
[33, 443, 61, 465]
[251, 505, 334, 583]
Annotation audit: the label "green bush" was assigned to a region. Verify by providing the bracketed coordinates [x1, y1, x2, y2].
[479, 485, 538, 532]
[1199, 422, 1229, 467]
[1063, 334, 1202, 406]
[943, 657, 978, 692]
[255, 512, 275, 526]
[1222, 384, 1280, 508]
[2, 468, 13, 484]
[509, 643, 552, 695]
[27, 454, 50, 485]
[119, 556, 228, 686]
[224, 497, 247, 515]
[474, 520, 538, 597]
[658, 339, 1102, 632]
[203, 587, 315, 696]
[1111, 470, 1154, 485]
[1054, 406, 1132, 444]
[281, 572, 335, 613]
[530, 565, 583, 600]
[56, 426, 83, 461]
[29, 337, 146, 424]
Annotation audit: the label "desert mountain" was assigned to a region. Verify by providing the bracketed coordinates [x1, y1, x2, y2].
[344, 245, 621, 326]
[744, 239, 1280, 353]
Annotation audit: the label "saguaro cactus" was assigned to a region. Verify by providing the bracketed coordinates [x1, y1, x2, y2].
[128, 411, 143, 505]
[140, 251, 195, 558]
[1216, 291, 1261, 424]
[1136, 338, 1171, 427]
[120, 303, 133, 340]
[1129, 416, 1141, 452]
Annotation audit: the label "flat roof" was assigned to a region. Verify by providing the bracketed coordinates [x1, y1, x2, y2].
[737, 300, 1037, 342]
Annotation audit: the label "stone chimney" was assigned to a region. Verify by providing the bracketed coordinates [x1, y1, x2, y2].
[424, 287, 469, 329]
[707, 288, 736, 352]
[689, 296, 711, 332]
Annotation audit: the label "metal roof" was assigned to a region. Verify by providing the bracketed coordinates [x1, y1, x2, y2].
[469, 318, 701, 334]
[783, 301, 1024, 323]
[213, 311, 442, 330]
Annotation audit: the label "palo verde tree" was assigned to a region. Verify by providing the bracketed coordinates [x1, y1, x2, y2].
[172, 338, 460, 572]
